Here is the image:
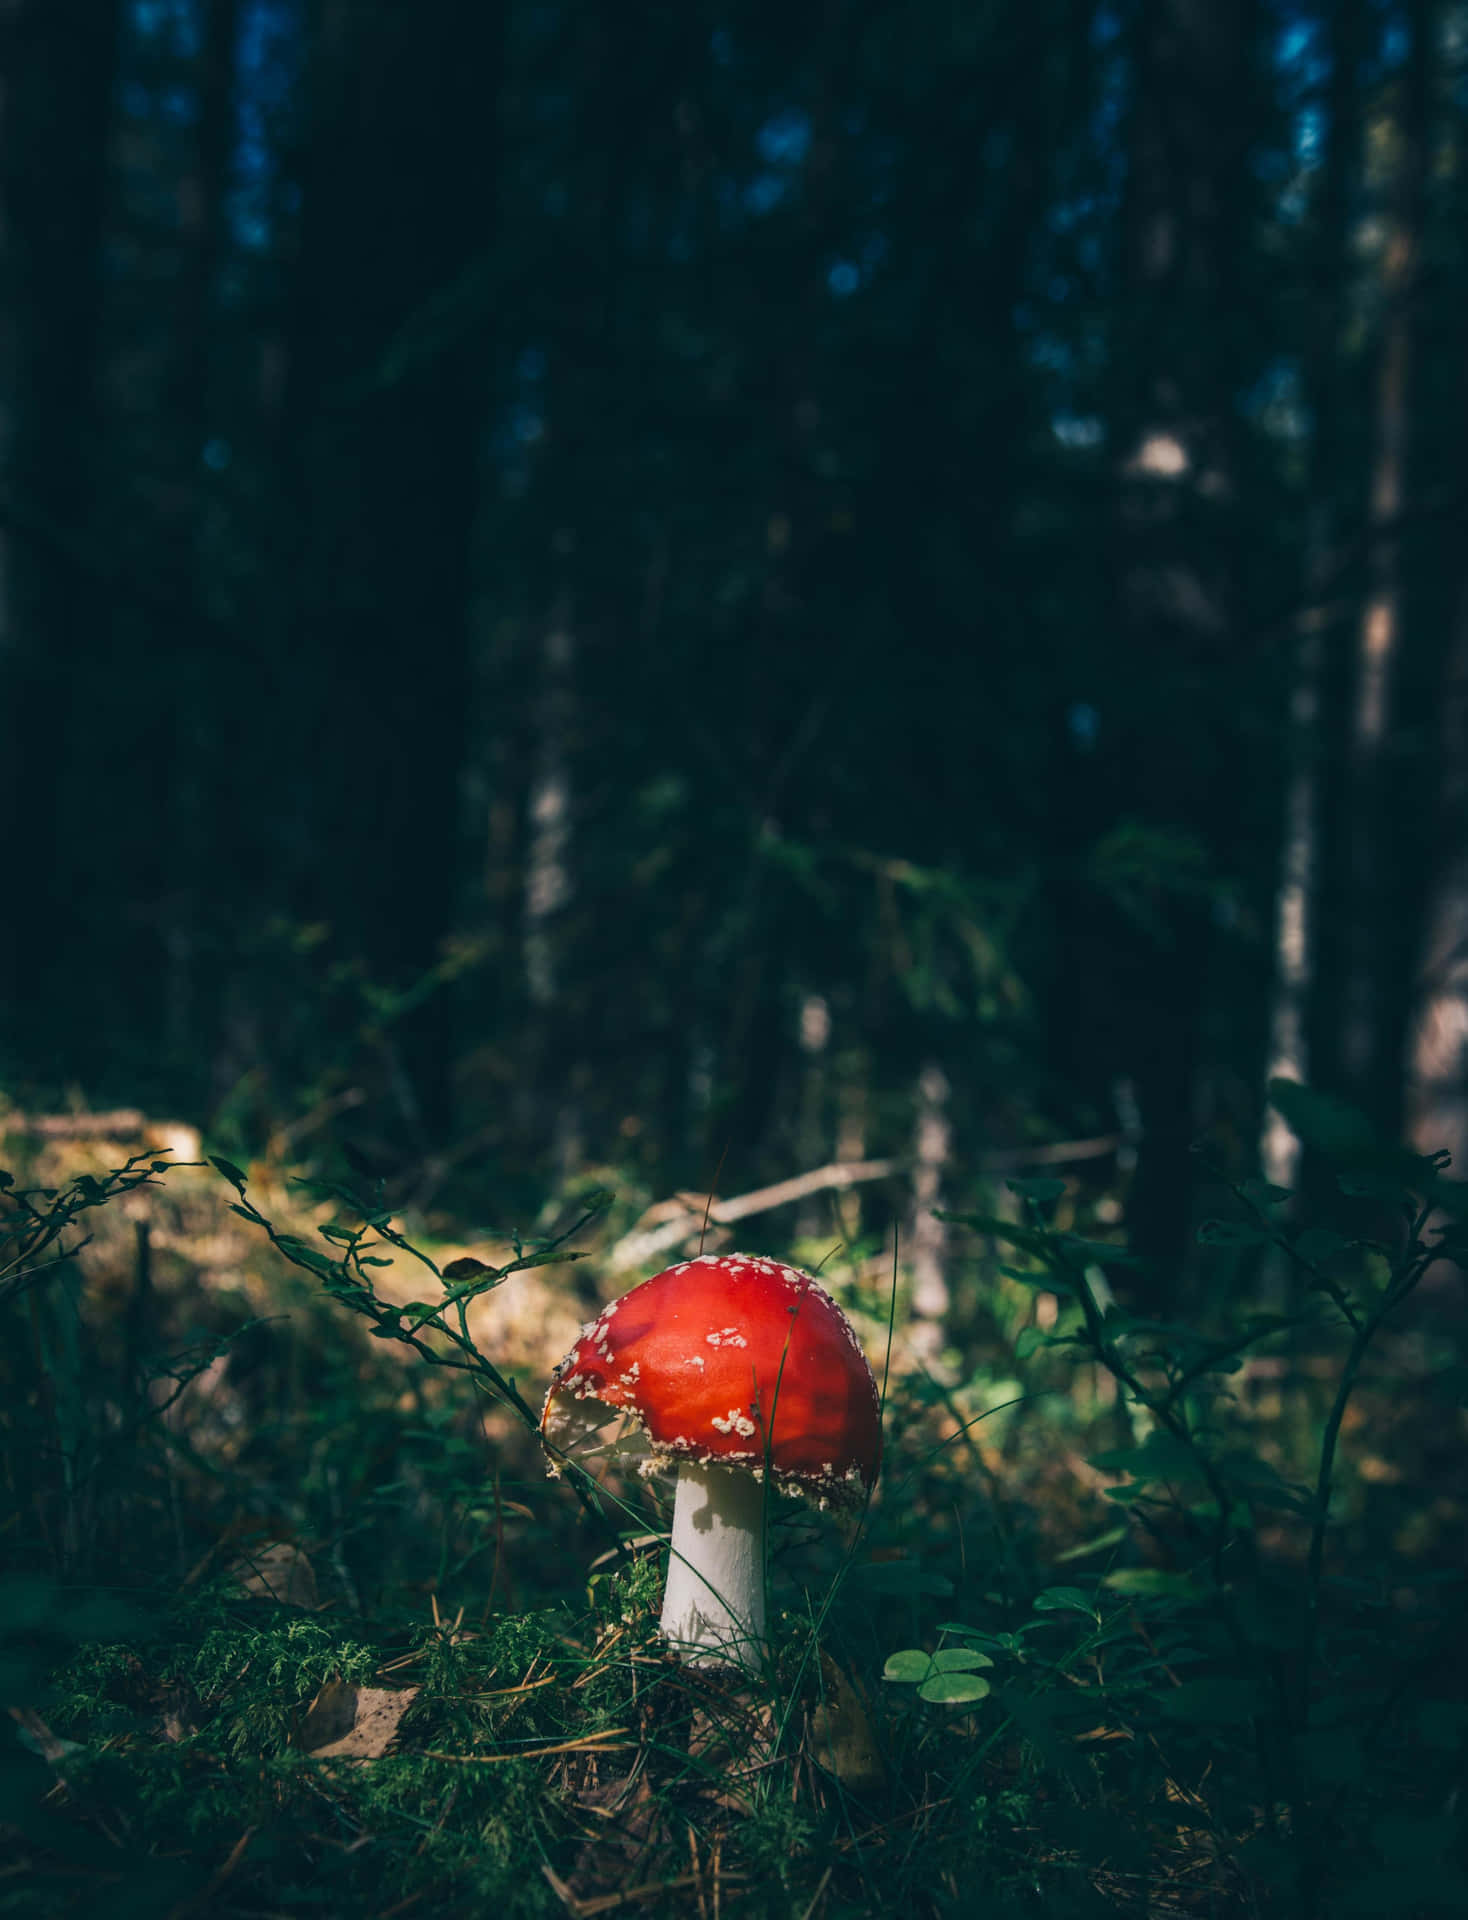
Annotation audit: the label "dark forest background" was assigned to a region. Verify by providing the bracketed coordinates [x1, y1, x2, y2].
[3, 0, 1466, 1285]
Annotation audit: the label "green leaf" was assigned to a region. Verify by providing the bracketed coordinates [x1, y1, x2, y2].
[210, 1155, 249, 1192]
[1000, 1265, 1055, 1289]
[1058, 1236, 1142, 1267]
[1014, 1325, 1060, 1359]
[1032, 1586, 1094, 1614]
[1240, 1178, 1292, 1207]
[930, 1647, 993, 1672]
[1102, 1568, 1206, 1602]
[1007, 1177, 1067, 1205]
[447, 1275, 499, 1298]
[1268, 1080, 1377, 1159]
[1213, 1452, 1313, 1514]
[882, 1649, 932, 1684]
[943, 1212, 1050, 1254]
[934, 1623, 1006, 1647]
[1053, 1526, 1128, 1564]
[1089, 1428, 1199, 1483]
[273, 1236, 338, 1278]
[884, 1644, 995, 1687]
[918, 1671, 990, 1705]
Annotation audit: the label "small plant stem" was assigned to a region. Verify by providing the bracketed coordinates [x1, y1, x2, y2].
[1300, 1208, 1432, 1714]
[1059, 1232, 1291, 1828]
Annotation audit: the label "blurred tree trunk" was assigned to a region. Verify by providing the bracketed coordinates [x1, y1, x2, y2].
[833, 1046, 870, 1242]
[1335, 0, 1433, 1138]
[0, 0, 120, 1051]
[523, 595, 576, 1018]
[519, 576, 581, 1177]
[501, 9, 629, 1176]
[1406, 69, 1468, 1174]
[156, 0, 240, 1069]
[280, 0, 505, 1144]
[1261, 0, 1364, 1199]
[1108, 0, 1258, 1304]
[907, 1061, 952, 1366]
[1407, 582, 1468, 1172]
[716, 6, 851, 1173]
[170, 0, 238, 458]
[795, 993, 832, 1239]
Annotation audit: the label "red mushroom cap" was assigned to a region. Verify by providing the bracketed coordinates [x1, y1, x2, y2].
[541, 1253, 882, 1505]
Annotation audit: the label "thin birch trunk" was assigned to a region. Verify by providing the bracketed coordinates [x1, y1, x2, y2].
[1339, 0, 1431, 1129]
[1261, 0, 1362, 1194]
[524, 593, 575, 1013]
[908, 1061, 952, 1365]
[1406, 542, 1468, 1173]
[522, 584, 580, 1174]
[1261, 609, 1323, 1189]
[795, 994, 832, 1240]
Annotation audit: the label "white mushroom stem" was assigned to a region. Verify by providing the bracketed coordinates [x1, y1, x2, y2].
[660, 1461, 767, 1670]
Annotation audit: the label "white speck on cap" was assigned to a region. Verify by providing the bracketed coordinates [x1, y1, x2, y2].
[710, 1409, 757, 1438]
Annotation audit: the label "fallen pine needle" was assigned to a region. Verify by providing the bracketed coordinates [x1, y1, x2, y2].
[421, 1733, 632, 1763]
[798, 1864, 833, 1920]
[465, 1674, 561, 1701]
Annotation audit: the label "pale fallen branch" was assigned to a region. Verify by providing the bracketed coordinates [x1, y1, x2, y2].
[4, 1108, 149, 1139]
[268, 1086, 367, 1159]
[606, 1160, 898, 1271]
[606, 1136, 1120, 1272]
[1, 1109, 201, 1158]
[977, 1133, 1120, 1172]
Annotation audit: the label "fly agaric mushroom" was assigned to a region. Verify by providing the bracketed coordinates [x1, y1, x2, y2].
[541, 1253, 881, 1670]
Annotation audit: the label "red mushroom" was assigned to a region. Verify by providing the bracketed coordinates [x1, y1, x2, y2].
[541, 1252, 881, 1669]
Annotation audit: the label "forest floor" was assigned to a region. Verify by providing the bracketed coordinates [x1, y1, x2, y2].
[2, 1115, 1465, 1918]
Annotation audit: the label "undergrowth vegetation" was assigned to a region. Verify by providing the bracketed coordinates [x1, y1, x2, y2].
[1, 1084, 1465, 1917]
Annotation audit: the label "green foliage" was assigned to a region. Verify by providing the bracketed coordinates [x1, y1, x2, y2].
[882, 1643, 993, 1703]
[927, 1082, 1468, 1918]
[2, 1105, 1464, 1917]
[0, 1149, 193, 1311]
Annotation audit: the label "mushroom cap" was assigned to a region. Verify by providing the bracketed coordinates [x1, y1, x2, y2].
[541, 1253, 882, 1506]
